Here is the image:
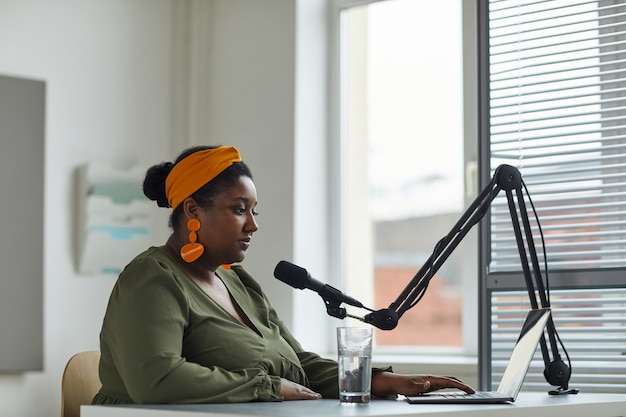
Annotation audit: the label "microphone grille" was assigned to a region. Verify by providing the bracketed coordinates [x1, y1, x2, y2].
[273, 260, 307, 289]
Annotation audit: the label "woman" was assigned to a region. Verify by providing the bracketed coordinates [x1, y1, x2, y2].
[93, 145, 474, 404]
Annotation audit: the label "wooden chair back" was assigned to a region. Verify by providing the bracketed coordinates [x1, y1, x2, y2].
[61, 350, 101, 417]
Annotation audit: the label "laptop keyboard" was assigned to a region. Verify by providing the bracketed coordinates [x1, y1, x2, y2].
[434, 391, 499, 399]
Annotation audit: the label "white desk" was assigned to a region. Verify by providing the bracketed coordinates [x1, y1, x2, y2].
[82, 392, 626, 417]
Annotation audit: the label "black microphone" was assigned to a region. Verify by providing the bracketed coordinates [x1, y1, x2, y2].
[273, 260, 364, 308]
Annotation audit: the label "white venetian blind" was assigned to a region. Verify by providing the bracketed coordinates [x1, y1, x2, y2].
[489, 0, 626, 272]
[484, 0, 626, 393]
[490, 289, 626, 393]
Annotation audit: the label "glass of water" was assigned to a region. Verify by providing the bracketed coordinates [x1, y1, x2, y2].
[337, 327, 373, 405]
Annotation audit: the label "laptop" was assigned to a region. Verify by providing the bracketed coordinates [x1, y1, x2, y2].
[406, 308, 551, 404]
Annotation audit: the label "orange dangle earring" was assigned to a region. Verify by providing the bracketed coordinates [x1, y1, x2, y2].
[180, 218, 204, 263]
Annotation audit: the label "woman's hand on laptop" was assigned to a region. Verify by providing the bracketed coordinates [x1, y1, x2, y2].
[372, 372, 476, 397]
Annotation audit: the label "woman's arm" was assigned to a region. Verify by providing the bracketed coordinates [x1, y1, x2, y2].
[372, 372, 475, 397]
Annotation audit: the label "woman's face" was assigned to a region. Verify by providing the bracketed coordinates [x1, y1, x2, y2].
[194, 176, 259, 268]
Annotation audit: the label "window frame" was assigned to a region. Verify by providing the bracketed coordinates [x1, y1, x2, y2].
[329, 0, 481, 359]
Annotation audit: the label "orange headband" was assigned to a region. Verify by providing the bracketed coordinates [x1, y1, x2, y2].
[165, 146, 242, 209]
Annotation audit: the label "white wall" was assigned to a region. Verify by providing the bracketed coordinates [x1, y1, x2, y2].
[200, 0, 333, 352]
[0, 1, 329, 416]
[201, 0, 300, 334]
[0, 1, 173, 416]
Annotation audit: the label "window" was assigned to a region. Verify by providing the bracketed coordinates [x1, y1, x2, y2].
[481, 0, 626, 392]
[333, 0, 474, 353]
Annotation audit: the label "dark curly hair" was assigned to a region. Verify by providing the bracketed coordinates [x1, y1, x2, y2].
[143, 145, 253, 232]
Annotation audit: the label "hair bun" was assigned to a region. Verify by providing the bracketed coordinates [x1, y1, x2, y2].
[143, 161, 174, 207]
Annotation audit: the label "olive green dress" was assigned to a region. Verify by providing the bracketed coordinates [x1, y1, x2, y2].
[92, 247, 339, 404]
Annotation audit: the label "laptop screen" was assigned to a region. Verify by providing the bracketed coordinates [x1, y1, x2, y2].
[497, 308, 551, 399]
